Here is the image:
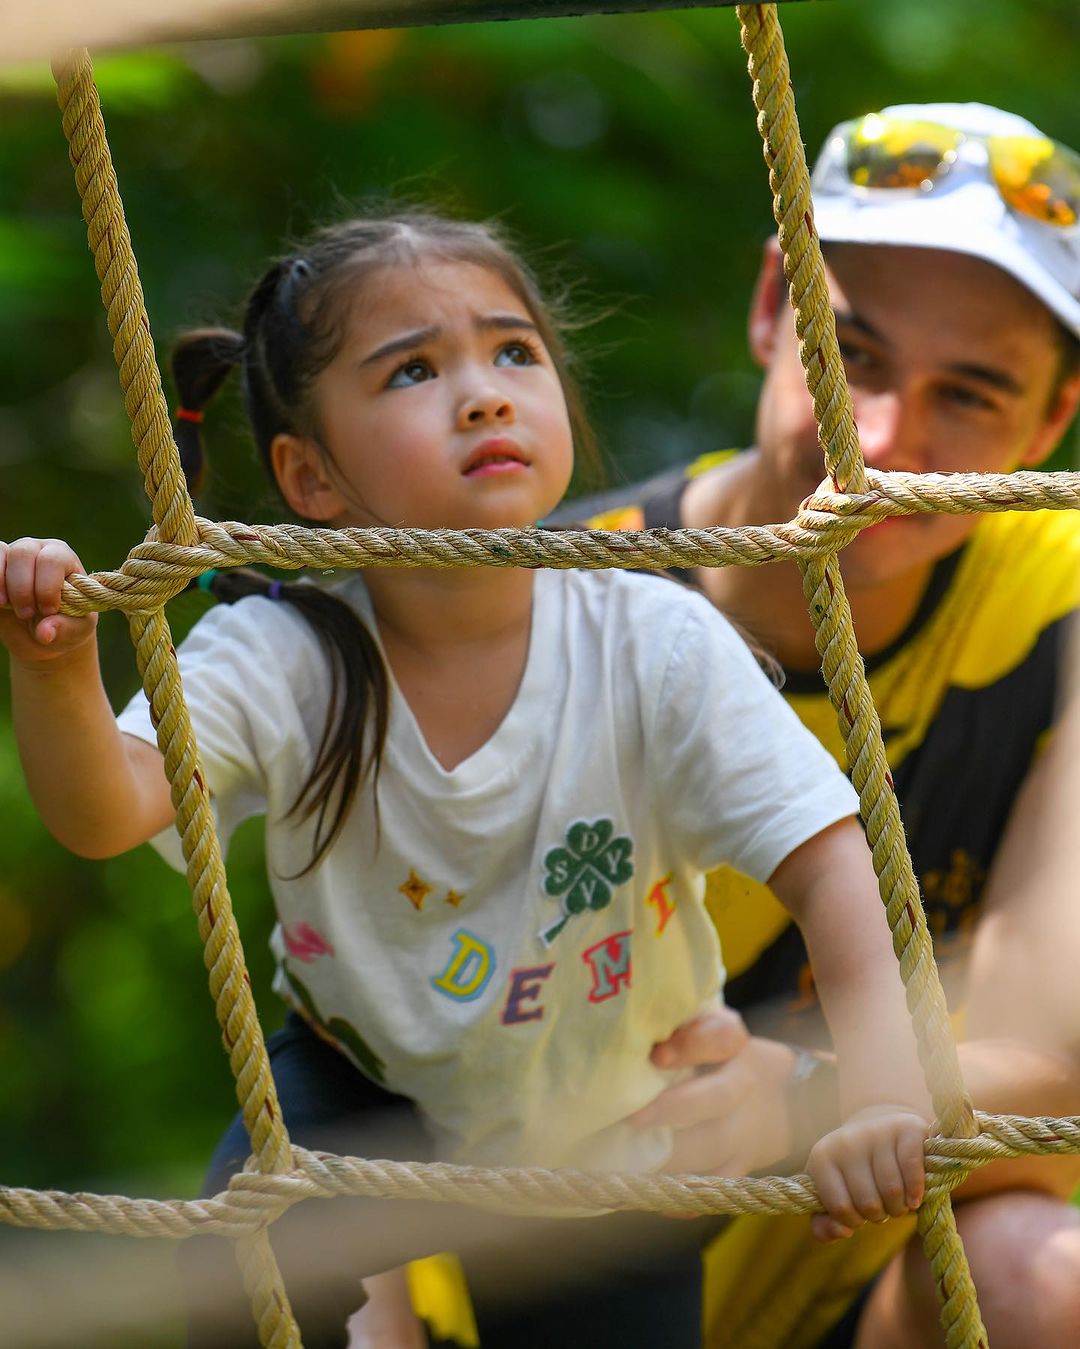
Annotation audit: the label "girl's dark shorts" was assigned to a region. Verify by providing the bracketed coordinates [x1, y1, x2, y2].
[182, 1012, 722, 1348]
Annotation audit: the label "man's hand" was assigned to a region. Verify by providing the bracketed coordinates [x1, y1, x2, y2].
[630, 1006, 798, 1174]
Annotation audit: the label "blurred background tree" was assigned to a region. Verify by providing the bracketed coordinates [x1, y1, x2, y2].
[0, 0, 1077, 1341]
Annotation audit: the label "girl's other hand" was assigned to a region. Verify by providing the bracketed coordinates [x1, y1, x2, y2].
[807, 1104, 929, 1243]
[0, 538, 98, 665]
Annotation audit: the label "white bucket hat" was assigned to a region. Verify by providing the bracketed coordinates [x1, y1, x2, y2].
[811, 101, 1080, 339]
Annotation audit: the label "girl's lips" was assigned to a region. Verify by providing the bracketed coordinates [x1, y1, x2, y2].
[465, 459, 529, 478]
[462, 440, 529, 477]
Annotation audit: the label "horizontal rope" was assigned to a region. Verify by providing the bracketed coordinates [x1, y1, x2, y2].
[2, 1112, 1077, 1243]
[806, 467, 1080, 520]
[54, 467, 1080, 618]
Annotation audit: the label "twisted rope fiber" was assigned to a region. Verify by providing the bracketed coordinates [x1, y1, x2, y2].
[740, 8, 864, 498]
[53, 51, 300, 1347]
[1, 1114, 1078, 1242]
[738, 6, 984, 1346]
[52, 52, 198, 550]
[131, 606, 298, 1347]
[803, 552, 984, 1349]
[48, 466, 1080, 619]
[25, 18, 1078, 1349]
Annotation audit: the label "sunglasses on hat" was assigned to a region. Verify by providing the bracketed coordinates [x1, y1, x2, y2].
[832, 113, 1080, 228]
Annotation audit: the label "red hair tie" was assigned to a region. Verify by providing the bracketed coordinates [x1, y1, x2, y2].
[175, 407, 204, 424]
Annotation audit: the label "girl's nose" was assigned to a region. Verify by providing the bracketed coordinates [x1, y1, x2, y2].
[457, 386, 515, 430]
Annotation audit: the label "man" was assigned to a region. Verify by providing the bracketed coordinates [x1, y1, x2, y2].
[560, 101, 1080, 1348]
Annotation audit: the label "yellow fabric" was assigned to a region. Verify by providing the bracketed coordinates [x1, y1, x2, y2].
[686, 449, 741, 479]
[586, 503, 646, 532]
[703, 1215, 915, 1349]
[408, 1253, 480, 1347]
[704, 866, 790, 994]
[709, 506, 1080, 993]
[784, 506, 1080, 776]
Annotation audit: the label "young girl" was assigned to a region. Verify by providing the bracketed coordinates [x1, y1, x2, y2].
[0, 212, 929, 1348]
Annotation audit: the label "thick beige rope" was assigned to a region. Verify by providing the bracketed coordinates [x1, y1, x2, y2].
[737, 6, 983, 1346]
[47, 465, 1080, 618]
[1, 1112, 1077, 1241]
[53, 50, 300, 1348]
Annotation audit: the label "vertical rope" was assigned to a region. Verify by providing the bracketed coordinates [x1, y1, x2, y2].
[52, 49, 302, 1348]
[52, 50, 198, 547]
[736, 6, 864, 496]
[736, 6, 986, 1346]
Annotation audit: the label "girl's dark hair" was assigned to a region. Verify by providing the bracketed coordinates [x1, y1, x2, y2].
[171, 210, 597, 874]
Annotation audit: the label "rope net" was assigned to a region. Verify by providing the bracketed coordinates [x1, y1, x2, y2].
[8, 6, 1075, 1346]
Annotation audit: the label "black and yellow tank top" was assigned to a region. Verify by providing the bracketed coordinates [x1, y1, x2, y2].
[551, 451, 1080, 1043]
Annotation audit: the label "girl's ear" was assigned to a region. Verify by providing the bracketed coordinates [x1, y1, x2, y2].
[747, 239, 788, 369]
[271, 433, 345, 522]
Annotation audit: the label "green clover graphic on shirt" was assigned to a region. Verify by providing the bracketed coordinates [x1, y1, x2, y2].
[540, 818, 635, 945]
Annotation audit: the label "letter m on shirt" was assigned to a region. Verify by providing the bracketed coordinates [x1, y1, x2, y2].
[581, 930, 633, 1003]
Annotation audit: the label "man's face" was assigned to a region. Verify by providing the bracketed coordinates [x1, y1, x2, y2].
[750, 243, 1080, 591]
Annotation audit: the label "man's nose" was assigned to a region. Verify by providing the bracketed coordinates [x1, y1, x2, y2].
[855, 388, 921, 473]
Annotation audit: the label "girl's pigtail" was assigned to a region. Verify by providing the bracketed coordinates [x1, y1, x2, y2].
[278, 583, 390, 872]
[183, 264, 392, 876]
[195, 567, 390, 875]
[240, 257, 312, 457]
[171, 328, 246, 496]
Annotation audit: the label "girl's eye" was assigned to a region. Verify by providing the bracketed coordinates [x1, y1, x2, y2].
[387, 359, 435, 388]
[494, 341, 539, 368]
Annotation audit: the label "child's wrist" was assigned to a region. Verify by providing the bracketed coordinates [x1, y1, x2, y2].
[9, 629, 100, 676]
[785, 1047, 839, 1155]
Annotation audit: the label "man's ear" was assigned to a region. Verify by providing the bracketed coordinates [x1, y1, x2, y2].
[1018, 367, 1080, 468]
[747, 238, 788, 368]
[271, 433, 345, 522]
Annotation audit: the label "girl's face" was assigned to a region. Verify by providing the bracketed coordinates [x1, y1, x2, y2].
[281, 259, 575, 532]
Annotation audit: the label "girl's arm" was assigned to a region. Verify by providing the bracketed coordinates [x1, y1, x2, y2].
[1, 538, 174, 858]
[768, 816, 931, 1240]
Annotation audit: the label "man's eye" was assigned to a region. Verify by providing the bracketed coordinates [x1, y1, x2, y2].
[495, 341, 538, 368]
[942, 384, 995, 412]
[388, 359, 434, 388]
[839, 342, 876, 371]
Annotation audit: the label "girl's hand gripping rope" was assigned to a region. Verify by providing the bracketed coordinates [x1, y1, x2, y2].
[0, 537, 97, 666]
[807, 1103, 929, 1243]
[0, 535, 170, 859]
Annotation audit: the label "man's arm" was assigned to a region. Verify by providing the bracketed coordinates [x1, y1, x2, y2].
[955, 690, 1080, 1198]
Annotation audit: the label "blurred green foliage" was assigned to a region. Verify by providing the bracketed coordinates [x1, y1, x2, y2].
[0, 1, 1077, 1341]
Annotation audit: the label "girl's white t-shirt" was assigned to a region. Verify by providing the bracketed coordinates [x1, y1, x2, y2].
[117, 568, 858, 1171]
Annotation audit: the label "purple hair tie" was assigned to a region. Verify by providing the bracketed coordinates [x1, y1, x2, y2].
[267, 580, 284, 600]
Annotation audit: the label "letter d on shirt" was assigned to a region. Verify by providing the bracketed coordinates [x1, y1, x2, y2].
[432, 929, 496, 1002]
